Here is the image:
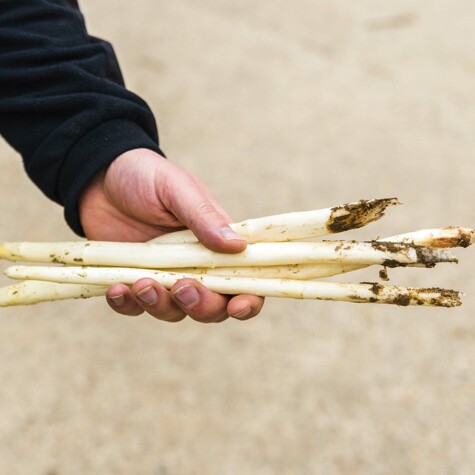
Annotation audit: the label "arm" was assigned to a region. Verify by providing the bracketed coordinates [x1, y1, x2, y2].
[0, 0, 162, 234]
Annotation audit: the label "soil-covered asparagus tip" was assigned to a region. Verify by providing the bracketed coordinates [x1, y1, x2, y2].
[327, 198, 400, 233]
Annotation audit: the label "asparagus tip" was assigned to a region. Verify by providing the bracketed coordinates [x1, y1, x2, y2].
[4, 266, 21, 279]
[327, 197, 400, 234]
[421, 288, 463, 308]
[359, 282, 462, 307]
[414, 246, 458, 266]
[431, 227, 475, 248]
[465, 228, 475, 247]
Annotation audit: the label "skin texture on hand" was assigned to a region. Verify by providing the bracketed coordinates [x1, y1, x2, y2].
[78, 148, 264, 323]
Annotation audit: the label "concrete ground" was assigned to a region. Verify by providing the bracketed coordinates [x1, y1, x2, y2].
[0, 1, 474, 473]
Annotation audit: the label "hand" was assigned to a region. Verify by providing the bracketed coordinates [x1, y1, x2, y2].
[78, 148, 264, 323]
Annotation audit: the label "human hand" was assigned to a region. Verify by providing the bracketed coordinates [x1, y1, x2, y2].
[78, 148, 264, 323]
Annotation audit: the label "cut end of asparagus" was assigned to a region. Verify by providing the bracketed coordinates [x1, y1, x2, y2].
[326, 198, 400, 234]
[357, 282, 462, 308]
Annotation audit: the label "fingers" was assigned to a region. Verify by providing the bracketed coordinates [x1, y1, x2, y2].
[132, 279, 187, 322]
[187, 202, 247, 254]
[106, 278, 264, 323]
[227, 294, 265, 321]
[170, 279, 264, 323]
[103, 149, 246, 252]
[106, 284, 144, 317]
[107, 281, 185, 321]
[159, 162, 248, 254]
[170, 278, 230, 323]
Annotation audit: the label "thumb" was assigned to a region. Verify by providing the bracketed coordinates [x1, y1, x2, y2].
[162, 168, 247, 254]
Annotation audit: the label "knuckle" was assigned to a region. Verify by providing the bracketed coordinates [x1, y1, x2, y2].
[188, 203, 219, 229]
[196, 202, 218, 216]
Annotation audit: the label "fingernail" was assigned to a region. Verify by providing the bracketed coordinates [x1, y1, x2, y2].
[231, 307, 251, 319]
[173, 285, 200, 308]
[136, 286, 158, 306]
[219, 227, 246, 241]
[109, 294, 125, 307]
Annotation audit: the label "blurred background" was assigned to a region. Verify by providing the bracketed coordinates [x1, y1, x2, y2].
[1, 1, 474, 473]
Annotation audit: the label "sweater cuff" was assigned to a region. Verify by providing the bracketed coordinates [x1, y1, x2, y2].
[60, 119, 164, 236]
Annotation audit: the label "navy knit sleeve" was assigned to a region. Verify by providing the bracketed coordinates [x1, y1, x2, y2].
[0, 0, 164, 235]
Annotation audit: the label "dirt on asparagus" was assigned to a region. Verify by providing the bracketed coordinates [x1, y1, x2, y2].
[431, 227, 474, 248]
[326, 198, 399, 233]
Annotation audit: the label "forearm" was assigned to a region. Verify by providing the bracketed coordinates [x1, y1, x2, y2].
[0, 0, 163, 235]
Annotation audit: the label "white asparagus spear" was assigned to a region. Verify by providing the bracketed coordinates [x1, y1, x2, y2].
[0, 260, 437, 308]
[152, 197, 400, 244]
[0, 240, 456, 269]
[3, 265, 462, 307]
[0, 281, 108, 307]
[0, 256, 453, 308]
[1, 227, 470, 306]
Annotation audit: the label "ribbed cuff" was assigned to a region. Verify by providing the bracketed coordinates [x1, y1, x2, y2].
[60, 119, 164, 236]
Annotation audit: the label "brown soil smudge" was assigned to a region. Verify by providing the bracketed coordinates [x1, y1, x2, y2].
[327, 198, 399, 234]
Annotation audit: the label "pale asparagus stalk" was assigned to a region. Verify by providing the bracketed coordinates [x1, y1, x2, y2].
[1, 228, 470, 306]
[0, 281, 108, 307]
[152, 197, 400, 244]
[0, 240, 456, 269]
[3, 265, 461, 307]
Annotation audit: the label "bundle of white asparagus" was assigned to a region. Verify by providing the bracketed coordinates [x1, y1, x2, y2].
[0, 197, 473, 308]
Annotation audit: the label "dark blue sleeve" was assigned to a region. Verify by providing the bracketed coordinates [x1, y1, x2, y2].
[0, 0, 164, 235]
